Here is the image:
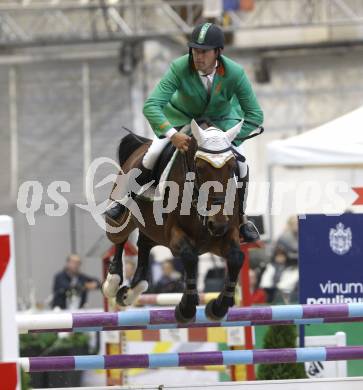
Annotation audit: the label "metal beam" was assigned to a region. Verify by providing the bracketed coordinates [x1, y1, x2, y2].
[9, 67, 18, 199]
[0, 0, 363, 48]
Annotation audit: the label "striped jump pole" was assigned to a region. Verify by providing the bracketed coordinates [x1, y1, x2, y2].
[19, 345, 363, 372]
[23, 314, 363, 334]
[136, 292, 219, 306]
[17, 303, 363, 333]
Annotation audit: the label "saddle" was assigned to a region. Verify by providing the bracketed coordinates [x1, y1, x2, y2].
[119, 131, 177, 187]
[137, 139, 178, 202]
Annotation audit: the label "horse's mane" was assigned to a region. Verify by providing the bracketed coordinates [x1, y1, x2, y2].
[185, 136, 198, 172]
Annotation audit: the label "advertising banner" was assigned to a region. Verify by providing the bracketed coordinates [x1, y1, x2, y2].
[299, 214, 363, 304]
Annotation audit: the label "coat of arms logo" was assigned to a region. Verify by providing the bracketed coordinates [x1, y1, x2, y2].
[329, 223, 352, 255]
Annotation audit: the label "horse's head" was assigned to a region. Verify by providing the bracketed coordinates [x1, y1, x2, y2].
[190, 119, 242, 237]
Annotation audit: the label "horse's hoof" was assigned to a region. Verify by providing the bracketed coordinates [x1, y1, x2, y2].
[123, 281, 149, 306]
[131, 280, 149, 297]
[102, 273, 121, 298]
[174, 304, 196, 324]
[116, 286, 130, 306]
[205, 299, 226, 322]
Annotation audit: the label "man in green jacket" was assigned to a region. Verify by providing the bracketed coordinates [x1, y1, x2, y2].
[107, 22, 264, 242]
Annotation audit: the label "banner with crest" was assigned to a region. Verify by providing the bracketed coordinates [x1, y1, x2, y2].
[299, 213, 363, 305]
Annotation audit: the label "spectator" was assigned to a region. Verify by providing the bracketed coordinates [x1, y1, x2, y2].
[202, 253, 225, 292]
[204, 267, 225, 292]
[277, 215, 298, 261]
[124, 260, 136, 287]
[51, 254, 101, 310]
[260, 243, 298, 303]
[249, 268, 267, 305]
[154, 260, 183, 293]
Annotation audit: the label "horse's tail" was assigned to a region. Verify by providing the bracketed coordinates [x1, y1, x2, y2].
[118, 128, 150, 167]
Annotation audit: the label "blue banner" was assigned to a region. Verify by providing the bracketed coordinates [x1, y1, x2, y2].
[299, 214, 363, 304]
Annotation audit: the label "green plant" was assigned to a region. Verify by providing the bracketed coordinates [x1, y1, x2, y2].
[20, 332, 90, 356]
[257, 325, 307, 380]
[20, 332, 90, 389]
[21, 367, 31, 390]
[45, 333, 90, 356]
[20, 333, 58, 357]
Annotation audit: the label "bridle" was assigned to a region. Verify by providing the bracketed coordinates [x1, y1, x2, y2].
[182, 143, 237, 228]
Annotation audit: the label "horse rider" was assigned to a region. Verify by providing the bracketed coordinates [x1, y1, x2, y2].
[106, 22, 264, 242]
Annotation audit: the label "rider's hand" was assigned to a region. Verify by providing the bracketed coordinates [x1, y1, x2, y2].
[170, 132, 191, 152]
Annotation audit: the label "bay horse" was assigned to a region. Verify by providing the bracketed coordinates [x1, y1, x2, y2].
[103, 120, 244, 323]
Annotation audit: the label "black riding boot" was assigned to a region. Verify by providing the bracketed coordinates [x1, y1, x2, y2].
[105, 163, 152, 222]
[238, 169, 260, 242]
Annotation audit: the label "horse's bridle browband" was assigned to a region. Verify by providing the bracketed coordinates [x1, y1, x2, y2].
[197, 146, 232, 154]
[197, 146, 246, 164]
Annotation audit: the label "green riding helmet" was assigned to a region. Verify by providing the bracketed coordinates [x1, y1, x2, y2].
[188, 23, 224, 50]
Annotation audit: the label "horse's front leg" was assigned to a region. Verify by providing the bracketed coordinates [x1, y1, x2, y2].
[169, 226, 199, 324]
[102, 242, 125, 299]
[205, 228, 244, 321]
[116, 232, 154, 306]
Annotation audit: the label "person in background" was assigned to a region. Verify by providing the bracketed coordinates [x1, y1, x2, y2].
[260, 243, 298, 303]
[153, 259, 183, 293]
[277, 215, 298, 261]
[124, 260, 136, 287]
[249, 268, 266, 305]
[51, 254, 101, 310]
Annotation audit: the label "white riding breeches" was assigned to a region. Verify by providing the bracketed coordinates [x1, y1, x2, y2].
[142, 135, 248, 179]
[142, 135, 170, 170]
[142, 125, 190, 170]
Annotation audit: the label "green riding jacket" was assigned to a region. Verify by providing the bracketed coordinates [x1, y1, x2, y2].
[143, 54, 264, 146]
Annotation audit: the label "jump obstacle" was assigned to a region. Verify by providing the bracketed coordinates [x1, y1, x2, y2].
[2, 215, 363, 389]
[0, 216, 20, 390]
[17, 302, 363, 333]
[136, 292, 219, 306]
[17, 303, 363, 373]
[18, 345, 363, 372]
[20, 314, 363, 333]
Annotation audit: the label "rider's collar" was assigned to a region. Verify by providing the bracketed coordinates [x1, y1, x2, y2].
[198, 61, 218, 77]
[191, 57, 225, 76]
